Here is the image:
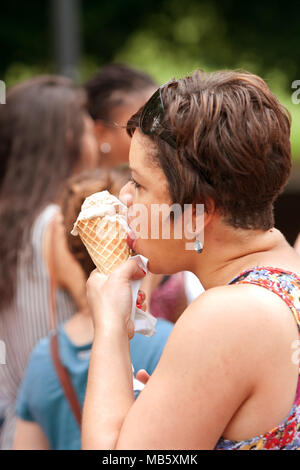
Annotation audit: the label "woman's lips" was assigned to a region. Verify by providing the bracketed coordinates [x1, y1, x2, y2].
[126, 230, 137, 252]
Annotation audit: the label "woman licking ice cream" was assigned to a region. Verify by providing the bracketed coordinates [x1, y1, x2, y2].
[82, 70, 300, 450]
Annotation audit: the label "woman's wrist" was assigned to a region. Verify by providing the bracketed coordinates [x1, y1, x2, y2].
[92, 309, 130, 337]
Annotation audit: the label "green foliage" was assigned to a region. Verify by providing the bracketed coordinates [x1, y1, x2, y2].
[1, 0, 300, 159]
[114, 2, 300, 161]
[4, 63, 52, 88]
[285, 100, 300, 161]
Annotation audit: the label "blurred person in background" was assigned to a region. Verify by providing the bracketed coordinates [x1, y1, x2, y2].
[13, 167, 173, 450]
[84, 63, 156, 168]
[85, 63, 204, 319]
[0, 76, 99, 449]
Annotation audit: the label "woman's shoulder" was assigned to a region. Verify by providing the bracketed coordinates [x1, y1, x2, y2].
[23, 335, 54, 379]
[172, 279, 299, 367]
[20, 326, 85, 396]
[154, 280, 297, 409]
[185, 280, 297, 329]
[23, 327, 70, 378]
[31, 204, 59, 244]
[17, 334, 58, 407]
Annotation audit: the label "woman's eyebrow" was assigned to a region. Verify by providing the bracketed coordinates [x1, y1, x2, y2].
[129, 166, 142, 177]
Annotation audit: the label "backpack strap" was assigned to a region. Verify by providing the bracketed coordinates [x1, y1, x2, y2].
[48, 213, 82, 428]
[50, 332, 82, 427]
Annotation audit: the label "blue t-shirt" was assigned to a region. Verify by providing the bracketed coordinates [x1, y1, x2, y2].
[16, 318, 173, 450]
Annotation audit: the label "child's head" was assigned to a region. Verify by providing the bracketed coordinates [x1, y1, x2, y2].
[60, 165, 131, 278]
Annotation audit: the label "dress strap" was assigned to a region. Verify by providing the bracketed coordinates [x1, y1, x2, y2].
[228, 266, 300, 331]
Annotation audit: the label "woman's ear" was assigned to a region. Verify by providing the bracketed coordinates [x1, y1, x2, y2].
[183, 203, 205, 238]
[183, 200, 215, 251]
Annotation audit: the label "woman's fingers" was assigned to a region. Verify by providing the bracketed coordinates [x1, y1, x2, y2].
[87, 269, 107, 289]
[137, 303, 147, 312]
[138, 289, 146, 303]
[116, 258, 146, 282]
[88, 259, 146, 287]
[136, 289, 146, 310]
[136, 369, 150, 385]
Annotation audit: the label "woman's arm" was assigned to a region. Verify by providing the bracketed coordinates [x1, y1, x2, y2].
[13, 419, 50, 450]
[82, 323, 134, 449]
[43, 211, 87, 310]
[82, 265, 261, 450]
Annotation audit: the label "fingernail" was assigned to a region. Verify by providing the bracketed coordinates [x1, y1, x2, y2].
[136, 260, 147, 275]
[138, 291, 145, 301]
[136, 302, 142, 309]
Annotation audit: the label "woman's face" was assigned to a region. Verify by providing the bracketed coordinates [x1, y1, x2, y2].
[104, 103, 140, 166]
[95, 89, 156, 168]
[121, 131, 193, 274]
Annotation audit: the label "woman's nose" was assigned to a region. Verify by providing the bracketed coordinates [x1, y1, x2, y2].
[119, 182, 133, 208]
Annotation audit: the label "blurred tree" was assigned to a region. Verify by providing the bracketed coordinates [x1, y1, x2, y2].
[1, 0, 300, 161]
[217, 0, 300, 82]
[0, 1, 51, 77]
[81, 0, 163, 65]
[1, 0, 300, 87]
[114, 0, 300, 89]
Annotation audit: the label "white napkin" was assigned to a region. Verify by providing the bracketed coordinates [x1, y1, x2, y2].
[129, 254, 157, 338]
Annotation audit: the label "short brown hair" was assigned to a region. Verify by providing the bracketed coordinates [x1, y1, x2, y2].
[59, 166, 131, 278]
[128, 70, 291, 230]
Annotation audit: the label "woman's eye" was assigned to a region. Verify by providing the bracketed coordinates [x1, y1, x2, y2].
[130, 176, 141, 189]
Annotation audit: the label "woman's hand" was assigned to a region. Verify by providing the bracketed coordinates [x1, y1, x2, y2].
[136, 369, 150, 385]
[86, 258, 146, 338]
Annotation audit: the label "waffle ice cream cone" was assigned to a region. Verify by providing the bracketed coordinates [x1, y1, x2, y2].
[71, 191, 131, 275]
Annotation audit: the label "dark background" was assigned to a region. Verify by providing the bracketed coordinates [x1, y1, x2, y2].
[1, 0, 300, 84]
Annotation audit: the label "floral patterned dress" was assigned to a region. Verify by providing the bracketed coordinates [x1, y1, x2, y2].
[215, 266, 300, 450]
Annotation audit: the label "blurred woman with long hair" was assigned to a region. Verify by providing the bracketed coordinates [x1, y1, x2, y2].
[0, 75, 99, 449]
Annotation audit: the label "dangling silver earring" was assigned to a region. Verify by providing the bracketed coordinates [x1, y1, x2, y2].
[194, 235, 203, 254]
[100, 142, 111, 154]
